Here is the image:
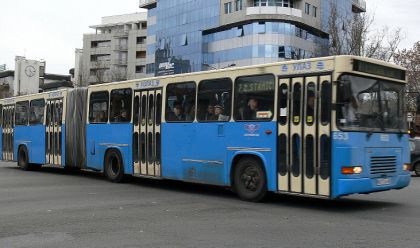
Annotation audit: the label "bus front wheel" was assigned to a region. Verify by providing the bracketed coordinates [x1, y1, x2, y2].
[104, 149, 126, 183]
[233, 157, 267, 202]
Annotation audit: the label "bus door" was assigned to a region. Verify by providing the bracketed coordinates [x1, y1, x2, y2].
[46, 99, 63, 165]
[278, 75, 331, 197]
[133, 89, 162, 177]
[2, 105, 15, 161]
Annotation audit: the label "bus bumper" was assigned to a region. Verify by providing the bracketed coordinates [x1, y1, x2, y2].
[333, 174, 411, 198]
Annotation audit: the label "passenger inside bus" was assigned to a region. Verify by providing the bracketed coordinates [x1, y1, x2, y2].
[242, 98, 259, 120]
[212, 105, 229, 121]
[167, 102, 186, 121]
[204, 104, 214, 120]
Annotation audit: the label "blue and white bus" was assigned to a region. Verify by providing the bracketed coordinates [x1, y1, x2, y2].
[0, 56, 411, 201]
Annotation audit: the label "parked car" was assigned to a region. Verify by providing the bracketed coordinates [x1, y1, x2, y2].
[409, 138, 420, 176]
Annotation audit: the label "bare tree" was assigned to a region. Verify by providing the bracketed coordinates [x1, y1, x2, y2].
[327, 0, 403, 62]
[394, 42, 420, 112]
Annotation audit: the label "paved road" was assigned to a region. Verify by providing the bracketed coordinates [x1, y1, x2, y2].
[0, 161, 419, 248]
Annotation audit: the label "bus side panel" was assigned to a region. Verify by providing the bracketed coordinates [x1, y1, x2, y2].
[225, 122, 278, 192]
[14, 125, 46, 164]
[331, 132, 411, 198]
[86, 124, 133, 174]
[161, 121, 277, 190]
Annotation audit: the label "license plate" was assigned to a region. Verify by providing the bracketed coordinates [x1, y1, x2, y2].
[376, 178, 391, 186]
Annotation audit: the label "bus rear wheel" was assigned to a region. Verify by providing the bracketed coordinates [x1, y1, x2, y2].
[18, 146, 36, 171]
[233, 157, 267, 202]
[104, 149, 125, 183]
[414, 163, 420, 176]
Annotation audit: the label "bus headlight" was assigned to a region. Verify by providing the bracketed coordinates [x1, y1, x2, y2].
[341, 166, 363, 175]
[403, 164, 411, 171]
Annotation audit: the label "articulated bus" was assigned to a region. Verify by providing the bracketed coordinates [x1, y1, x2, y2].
[0, 56, 411, 201]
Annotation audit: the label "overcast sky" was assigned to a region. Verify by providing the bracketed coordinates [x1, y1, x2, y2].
[0, 0, 418, 75]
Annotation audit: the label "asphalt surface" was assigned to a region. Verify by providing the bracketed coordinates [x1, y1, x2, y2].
[0, 161, 419, 248]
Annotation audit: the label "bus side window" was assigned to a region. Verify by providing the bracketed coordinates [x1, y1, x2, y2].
[234, 74, 275, 121]
[320, 81, 331, 125]
[0, 104, 2, 127]
[165, 82, 196, 122]
[15, 101, 29, 126]
[110, 88, 132, 123]
[89, 91, 109, 124]
[197, 78, 232, 122]
[279, 83, 288, 125]
[29, 99, 45, 125]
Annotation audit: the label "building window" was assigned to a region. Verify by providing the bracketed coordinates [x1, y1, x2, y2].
[136, 51, 146, 59]
[180, 34, 188, 46]
[305, 3, 310, 15]
[278, 46, 286, 58]
[137, 36, 146, 44]
[236, 26, 244, 37]
[235, 0, 243, 11]
[312, 6, 317, 17]
[136, 65, 145, 73]
[256, 22, 266, 34]
[224, 2, 233, 14]
[255, 0, 293, 7]
[141, 22, 147, 29]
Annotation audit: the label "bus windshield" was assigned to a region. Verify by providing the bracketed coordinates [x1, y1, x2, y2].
[337, 74, 406, 132]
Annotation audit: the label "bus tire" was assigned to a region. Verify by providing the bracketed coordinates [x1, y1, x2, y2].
[414, 162, 420, 176]
[233, 157, 267, 202]
[18, 146, 32, 171]
[104, 149, 125, 183]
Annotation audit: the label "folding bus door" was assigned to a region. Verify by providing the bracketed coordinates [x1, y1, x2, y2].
[133, 89, 162, 177]
[2, 105, 15, 161]
[278, 75, 332, 197]
[46, 99, 63, 165]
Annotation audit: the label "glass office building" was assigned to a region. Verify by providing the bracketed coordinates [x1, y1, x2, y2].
[140, 0, 365, 76]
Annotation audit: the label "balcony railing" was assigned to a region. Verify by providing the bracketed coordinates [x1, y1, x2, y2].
[246, 6, 302, 18]
[352, 0, 366, 13]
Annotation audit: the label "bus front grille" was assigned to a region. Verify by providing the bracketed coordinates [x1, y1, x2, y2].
[370, 156, 397, 175]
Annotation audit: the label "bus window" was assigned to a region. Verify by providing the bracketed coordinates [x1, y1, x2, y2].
[292, 83, 302, 125]
[156, 93, 162, 125]
[134, 95, 140, 125]
[0, 104, 2, 126]
[320, 81, 331, 125]
[279, 83, 288, 125]
[278, 134, 287, 176]
[197, 78, 232, 122]
[292, 133, 300, 177]
[89, 91, 109, 123]
[29, 99, 45, 125]
[15, 101, 29, 126]
[165, 82, 196, 122]
[110, 88, 132, 123]
[306, 82, 315, 125]
[305, 135, 314, 179]
[141, 95, 147, 126]
[234, 74, 275, 121]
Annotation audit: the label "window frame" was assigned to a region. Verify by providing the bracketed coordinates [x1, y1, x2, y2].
[15, 101, 29, 126]
[165, 81, 197, 123]
[109, 88, 133, 124]
[233, 73, 276, 122]
[89, 90, 110, 124]
[197, 77, 233, 123]
[29, 98, 46, 126]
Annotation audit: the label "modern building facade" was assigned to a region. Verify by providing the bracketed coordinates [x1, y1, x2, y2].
[140, 0, 365, 76]
[82, 12, 148, 86]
